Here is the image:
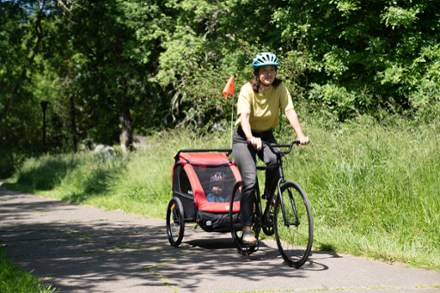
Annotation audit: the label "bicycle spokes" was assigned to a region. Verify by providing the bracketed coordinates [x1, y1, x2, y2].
[274, 182, 313, 268]
[229, 181, 259, 255]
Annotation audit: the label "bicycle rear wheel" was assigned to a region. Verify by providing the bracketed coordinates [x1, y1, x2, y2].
[166, 197, 185, 247]
[274, 181, 313, 268]
[229, 181, 259, 255]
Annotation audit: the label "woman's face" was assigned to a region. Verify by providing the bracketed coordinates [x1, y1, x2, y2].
[258, 65, 277, 86]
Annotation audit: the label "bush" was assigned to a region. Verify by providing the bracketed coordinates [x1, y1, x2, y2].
[307, 83, 357, 123]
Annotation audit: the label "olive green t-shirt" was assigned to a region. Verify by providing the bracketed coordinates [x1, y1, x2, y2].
[236, 82, 294, 131]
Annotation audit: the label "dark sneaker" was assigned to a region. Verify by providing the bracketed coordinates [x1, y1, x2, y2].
[242, 230, 257, 246]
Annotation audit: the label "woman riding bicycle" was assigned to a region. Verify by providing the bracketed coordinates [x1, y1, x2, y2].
[232, 52, 310, 245]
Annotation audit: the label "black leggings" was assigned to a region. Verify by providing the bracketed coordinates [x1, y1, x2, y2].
[232, 127, 279, 227]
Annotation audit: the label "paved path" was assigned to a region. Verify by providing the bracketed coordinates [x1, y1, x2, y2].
[1, 188, 439, 293]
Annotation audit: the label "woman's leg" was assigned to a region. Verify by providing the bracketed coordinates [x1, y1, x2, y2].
[232, 130, 257, 228]
[260, 137, 279, 198]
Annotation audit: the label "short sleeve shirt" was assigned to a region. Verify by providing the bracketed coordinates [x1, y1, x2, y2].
[236, 82, 294, 131]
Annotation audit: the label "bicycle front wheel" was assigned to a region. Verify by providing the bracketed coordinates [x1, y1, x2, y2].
[274, 181, 313, 268]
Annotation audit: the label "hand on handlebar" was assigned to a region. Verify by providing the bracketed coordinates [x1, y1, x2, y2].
[297, 136, 310, 146]
[248, 136, 262, 151]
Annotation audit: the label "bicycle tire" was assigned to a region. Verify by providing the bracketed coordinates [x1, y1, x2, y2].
[274, 181, 313, 268]
[166, 197, 185, 247]
[229, 181, 259, 255]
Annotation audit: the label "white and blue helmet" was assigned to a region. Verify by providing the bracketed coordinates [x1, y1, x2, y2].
[252, 52, 279, 68]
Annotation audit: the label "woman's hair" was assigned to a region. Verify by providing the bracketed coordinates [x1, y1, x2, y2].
[250, 67, 282, 92]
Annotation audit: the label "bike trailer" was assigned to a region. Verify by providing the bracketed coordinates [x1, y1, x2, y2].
[171, 149, 241, 232]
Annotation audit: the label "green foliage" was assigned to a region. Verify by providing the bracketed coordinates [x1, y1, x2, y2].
[0, 247, 56, 293]
[307, 83, 357, 123]
[407, 45, 440, 121]
[1, 0, 440, 175]
[381, 6, 420, 29]
[0, 1, 46, 177]
[273, 0, 440, 119]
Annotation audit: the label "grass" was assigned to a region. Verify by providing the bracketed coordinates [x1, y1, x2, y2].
[0, 247, 55, 293]
[3, 119, 440, 272]
[297, 118, 440, 269]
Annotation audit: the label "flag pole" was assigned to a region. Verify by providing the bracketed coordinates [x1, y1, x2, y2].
[230, 95, 234, 148]
[222, 75, 235, 148]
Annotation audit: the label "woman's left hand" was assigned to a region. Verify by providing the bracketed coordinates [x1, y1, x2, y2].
[298, 136, 310, 146]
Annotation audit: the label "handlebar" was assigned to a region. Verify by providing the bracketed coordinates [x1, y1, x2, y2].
[267, 141, 300, 156]
[255, 141, 300, 171]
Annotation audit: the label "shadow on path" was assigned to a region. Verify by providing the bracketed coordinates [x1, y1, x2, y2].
[1, 190, 439, 293]
[0, 191, 328, 292]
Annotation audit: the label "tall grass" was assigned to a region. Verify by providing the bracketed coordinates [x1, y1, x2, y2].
[5, 121, 440, 271]
[291, 117, 440, 270]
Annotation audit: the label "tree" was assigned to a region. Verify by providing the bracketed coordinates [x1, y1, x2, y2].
[0, 0, 54, 176]
[40, 0, 172, 150]
[1, 0, 439, 177]
[272, 0, 440, 121]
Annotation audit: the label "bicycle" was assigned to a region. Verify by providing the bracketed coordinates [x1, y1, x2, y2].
[228, 141, 313, 268]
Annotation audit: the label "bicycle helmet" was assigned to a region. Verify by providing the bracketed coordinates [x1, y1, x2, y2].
[252, 52, 279, 68]
[210, 172, 225, 189]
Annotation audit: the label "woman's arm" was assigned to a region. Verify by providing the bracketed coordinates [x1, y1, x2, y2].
[240, 113, 262, 150]
[285, 108, 310, 145]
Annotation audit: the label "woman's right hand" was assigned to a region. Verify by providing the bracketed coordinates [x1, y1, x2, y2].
[248, 136, 262, 150]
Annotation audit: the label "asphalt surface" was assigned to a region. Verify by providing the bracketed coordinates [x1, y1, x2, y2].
[1, 186, 439, 293]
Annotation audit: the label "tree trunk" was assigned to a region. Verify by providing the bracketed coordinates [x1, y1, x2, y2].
[70, 96, 78, 152]
[119, 105, 133, 152]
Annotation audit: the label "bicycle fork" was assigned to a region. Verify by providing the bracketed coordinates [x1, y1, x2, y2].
[280, 186, 300, 227]
[274, 157, 300, 228]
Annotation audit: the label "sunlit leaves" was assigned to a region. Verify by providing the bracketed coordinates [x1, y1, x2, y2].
[381, 6, 419, 29]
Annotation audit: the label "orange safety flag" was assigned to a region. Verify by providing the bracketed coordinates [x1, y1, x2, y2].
[222, 75, 235, 99]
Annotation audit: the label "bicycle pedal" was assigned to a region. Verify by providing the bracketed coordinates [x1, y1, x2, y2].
[242, 240, 258, 248]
